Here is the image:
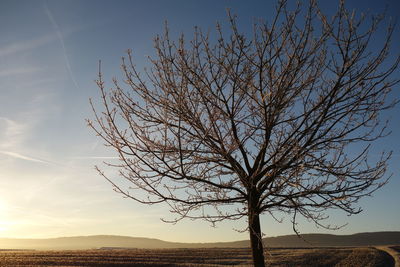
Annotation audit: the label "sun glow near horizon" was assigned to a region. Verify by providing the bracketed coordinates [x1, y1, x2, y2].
[0, 198, 11, 233]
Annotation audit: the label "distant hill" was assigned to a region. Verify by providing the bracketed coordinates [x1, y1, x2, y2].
[0, 232, 399, 250]
[261, 232, 400, 247]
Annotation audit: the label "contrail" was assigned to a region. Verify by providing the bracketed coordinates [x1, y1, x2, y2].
[0, 150, 51, 164]
[44, 2, 80, 90]
[70, 156, 120, 160]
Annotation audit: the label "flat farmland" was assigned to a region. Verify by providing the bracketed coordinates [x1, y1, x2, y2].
[0, 247, 395, 266]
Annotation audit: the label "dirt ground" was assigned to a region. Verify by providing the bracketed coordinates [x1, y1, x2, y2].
[0, 246, 396, 266]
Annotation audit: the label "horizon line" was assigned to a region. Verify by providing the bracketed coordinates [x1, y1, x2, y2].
[1, 230, 399, 243]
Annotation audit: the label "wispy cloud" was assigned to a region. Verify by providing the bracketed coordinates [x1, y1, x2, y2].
[0, 150, 51, 164]
[0, 66, 42, 77]
[0, 117, 27, 149]
[0, 115, 56, 165]
[43, 2, 80, 90]
[0, 34, 57, 57]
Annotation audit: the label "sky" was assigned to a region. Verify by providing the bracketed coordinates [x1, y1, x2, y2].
[0, 0, 399, 243]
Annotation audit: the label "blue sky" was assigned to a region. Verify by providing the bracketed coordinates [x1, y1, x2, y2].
[0, 0, 399, 243]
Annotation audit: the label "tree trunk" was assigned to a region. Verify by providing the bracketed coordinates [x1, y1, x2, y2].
[249, 211, 265, 267]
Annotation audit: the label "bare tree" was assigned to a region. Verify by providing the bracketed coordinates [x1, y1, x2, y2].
[88, 1, 399, 266]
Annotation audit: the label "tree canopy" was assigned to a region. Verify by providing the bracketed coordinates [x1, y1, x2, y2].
[89, 1, 399, 265]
